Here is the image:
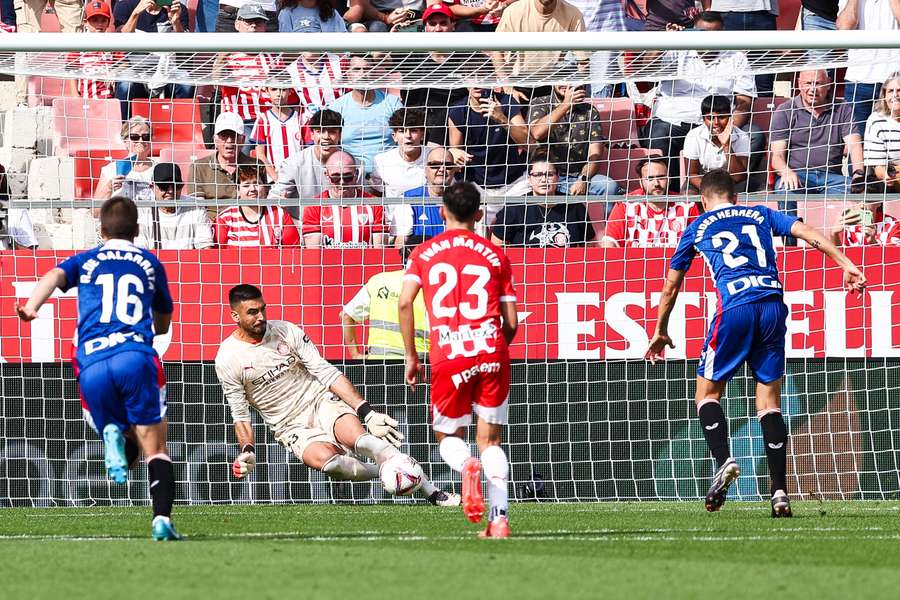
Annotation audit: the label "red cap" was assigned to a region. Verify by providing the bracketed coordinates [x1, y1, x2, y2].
[84, 1, 112, 20]
[422, 2, 455, 23]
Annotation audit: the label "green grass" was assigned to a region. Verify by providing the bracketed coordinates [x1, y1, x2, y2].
[2, 502, 899, 599]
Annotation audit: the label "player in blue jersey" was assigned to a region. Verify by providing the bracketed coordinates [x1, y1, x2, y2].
[648, 170, 866, 517]
[15, 197, 182, 540]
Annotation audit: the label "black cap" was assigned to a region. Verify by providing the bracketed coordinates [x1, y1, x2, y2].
[153, 162, 183, 186]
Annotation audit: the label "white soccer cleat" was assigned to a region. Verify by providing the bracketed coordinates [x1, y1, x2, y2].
[427, 490, 461, 507]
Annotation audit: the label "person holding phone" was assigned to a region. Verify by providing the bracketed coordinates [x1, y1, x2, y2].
[344, 0, 423, 33]
[93, 117, 158, 207]
[830, 201, 900, 247]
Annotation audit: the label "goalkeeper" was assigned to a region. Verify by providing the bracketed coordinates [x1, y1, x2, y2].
[215, 284, 458, 506]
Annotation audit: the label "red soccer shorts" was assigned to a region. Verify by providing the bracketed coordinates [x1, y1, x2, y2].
[429, 353, 510, 434]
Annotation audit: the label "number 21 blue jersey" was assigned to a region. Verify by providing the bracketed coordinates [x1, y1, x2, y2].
[58, 238, 174, 370]
[670, 204, 798, 312]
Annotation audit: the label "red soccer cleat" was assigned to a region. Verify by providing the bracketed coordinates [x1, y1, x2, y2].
[461, 457, 484, 523]
[478, 516, 510, 539]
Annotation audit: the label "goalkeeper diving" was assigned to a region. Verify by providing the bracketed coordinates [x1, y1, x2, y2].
[215, 284, 459, 505]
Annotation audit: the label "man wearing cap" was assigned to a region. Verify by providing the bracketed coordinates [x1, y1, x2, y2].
[187, 112, 258, 205]
[135, 163, 215, 250]
[217, 0, 277, 33]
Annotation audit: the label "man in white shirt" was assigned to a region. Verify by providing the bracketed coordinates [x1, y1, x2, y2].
[641, 11, 758, 191]
[269, 109, 343, 220]
[135, 163, 215, 250]
[683, 94, 752, 192]
[837, 0, 900, 135]
[372, 108, 429, 199]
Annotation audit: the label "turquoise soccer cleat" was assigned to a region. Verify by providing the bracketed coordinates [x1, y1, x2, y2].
[151, 516, 184, 541]
[102, 424, 128, 485]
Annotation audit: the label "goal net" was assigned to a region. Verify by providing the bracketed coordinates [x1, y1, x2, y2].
[0, 32, 898, 506]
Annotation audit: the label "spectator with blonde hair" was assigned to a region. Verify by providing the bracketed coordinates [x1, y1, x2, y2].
[863, 72, 900, 192]
[93, 116, 158, 205]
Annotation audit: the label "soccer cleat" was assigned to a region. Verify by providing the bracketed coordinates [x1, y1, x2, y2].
[771, 490, 793, 518]
[151, 516, 184, 541]
[427, 490, 461, 507]
[102, 424, 128, 485]
[478, 516, 511, 539]
[704, 457, 740, 512]
[461, 457, 485, 523]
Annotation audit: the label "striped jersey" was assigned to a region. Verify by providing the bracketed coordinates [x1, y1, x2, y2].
[250, 108, 307, 170]
[289, 54, 348, 114]
[220, 53, 278, 121]
[302, 194, 386, 247]
[602, 200, 699, 248]
[841, 208, 900, 246]
[214, 205, 301, 246]
[66, 51, 121, 99]
[448, 0, 501, 25]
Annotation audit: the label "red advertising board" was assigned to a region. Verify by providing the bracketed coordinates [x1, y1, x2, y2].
[1, 247, 898, 362]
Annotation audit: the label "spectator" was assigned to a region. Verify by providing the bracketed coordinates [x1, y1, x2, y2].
[528, 83, 621, 200]
[304, 151, 388, 247]
[270, 109, 343, 219]
[448, 86, 530, 214]
[372, 108, 429, 199]
[446, 0, 508, 32]
[710, 1, 778, 96]
[400, 4, 472, 146]
[325, 54, 403, 176]
[837, 0, 900, 135]
[340, 242, 429, 359]
[643, 0, 700, 31]
[113, 0, 194, 120]
[568, 0, 627, 97]
[640, 11, 758, 190]
[494, 0, 587, 81]
[135, 163, 215, 250]
[250, 86, 306, 182]
[345, 0, 423, 32]
[683, 94, 751, 192]
[0, 164, 38, 250]
[218, 0, 278, 32]
[802, 0, 838, 30]
[394, 146, 457, 246]
[830, 201, 900, 246]
[66, 2, 119, 100]
[491, 157, 596, 248]
[215, 163, 301, 245]
[278, 0, 347, 31]
[288, 50, 349, 126]
[602, 157, 699, 247]
[1, 0, 16, 32]
[770, 69, 864, 198]
[93, 117, 158, 205]
[187, 112, 258, 201]
[14, 0, 82, 105]
[864, 73, 900, 191]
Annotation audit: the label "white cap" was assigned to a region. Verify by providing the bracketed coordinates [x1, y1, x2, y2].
[214, 112, 245, 136]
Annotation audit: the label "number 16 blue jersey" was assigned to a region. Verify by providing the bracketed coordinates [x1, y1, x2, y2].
[670, 204, 798, 312]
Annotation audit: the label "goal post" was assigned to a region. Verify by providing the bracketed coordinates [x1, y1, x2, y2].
[0, 32, 898, 507]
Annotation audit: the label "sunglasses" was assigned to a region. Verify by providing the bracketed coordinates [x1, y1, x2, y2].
[328, 172, 357, 184]
[529, 171, 558, 178]
[155, 182, 181, 190]
[427, 162, 455, 170]
[128, 133, 151, 142]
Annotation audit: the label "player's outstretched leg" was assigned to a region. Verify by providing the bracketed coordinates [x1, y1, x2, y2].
[134, 421, 182, 541]
[759, 408, 792, 518]
[102, 424, 128, 485]
[437, 434, 483, 522]
[697, 397, 739, 512]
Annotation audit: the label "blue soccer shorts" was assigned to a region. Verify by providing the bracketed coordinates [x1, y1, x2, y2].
[76, 350, 167, 434]
[697, 300, 788, 384]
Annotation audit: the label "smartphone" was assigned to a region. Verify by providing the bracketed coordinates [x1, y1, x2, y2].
[396, 19, 422, 33]
[115, 156, 135, 178]
[480, 88, 493, 100]
[856, 209, 874, 227]
[155, 0, 173, 6]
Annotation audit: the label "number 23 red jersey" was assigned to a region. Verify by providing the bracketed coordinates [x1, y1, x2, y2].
[404, 229, 517, 364]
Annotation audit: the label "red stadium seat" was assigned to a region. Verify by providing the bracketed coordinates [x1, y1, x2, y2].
[750, 97, 787, 133]
[131, 99, 206, 157]
[73, 149, 129, 200]
[590, 97, 640, 148]
[27, 76, 68, 107]
[51, 98, 125, 156]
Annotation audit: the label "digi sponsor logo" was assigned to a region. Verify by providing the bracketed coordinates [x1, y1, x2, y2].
[726, 274, 781, 296]
[450, 361, 501, 388]
[84, 331, 145, 355]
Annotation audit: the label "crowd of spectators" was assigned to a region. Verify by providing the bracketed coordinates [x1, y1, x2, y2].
[1, 0, 899, 251]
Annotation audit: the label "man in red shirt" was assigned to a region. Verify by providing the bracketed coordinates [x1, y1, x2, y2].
[601, 157, 700, 248]
[398, 181, 519, 539]
[302, 151, 387, 248]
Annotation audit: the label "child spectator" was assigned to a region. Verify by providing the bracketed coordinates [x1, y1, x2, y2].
[683, 94, 751, 192]
[278, 0, 348, 31]
[251, 86, 308, 181]
[66, 2, 121, 99]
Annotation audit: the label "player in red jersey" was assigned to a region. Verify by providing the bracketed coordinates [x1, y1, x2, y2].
[399, 181, 518, 539]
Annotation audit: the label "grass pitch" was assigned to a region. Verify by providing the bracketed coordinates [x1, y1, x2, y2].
[2, 501, 899, 600]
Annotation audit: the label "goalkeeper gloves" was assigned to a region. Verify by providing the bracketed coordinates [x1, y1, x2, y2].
[232, 444, 256, 478]
[357, 402, 405, 448]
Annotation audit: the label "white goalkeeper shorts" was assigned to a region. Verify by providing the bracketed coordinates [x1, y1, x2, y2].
[274, 394, 356, 464]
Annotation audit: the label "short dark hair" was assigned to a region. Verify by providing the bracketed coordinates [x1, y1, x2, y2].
[635, 157, 668, 177]
[307, 109, 343, 130]
[695, 10, 723, 25]
[699, 169, 735, 199]
[388, 107, 426, 130]
[442, 181, 481, 222]
[237, 162, 268, 184]
[700, 94, 733, 116]
[229, 284, 263, 308]
[400, 234, 425, 263]
[100, 196, 139, 240]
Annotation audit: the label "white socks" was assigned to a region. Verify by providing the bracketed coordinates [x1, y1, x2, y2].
[439, 436, 472, 472]
[322, 455, 380, 481]
[354, 433, 400, 464]
[480, 445, 509, 522]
